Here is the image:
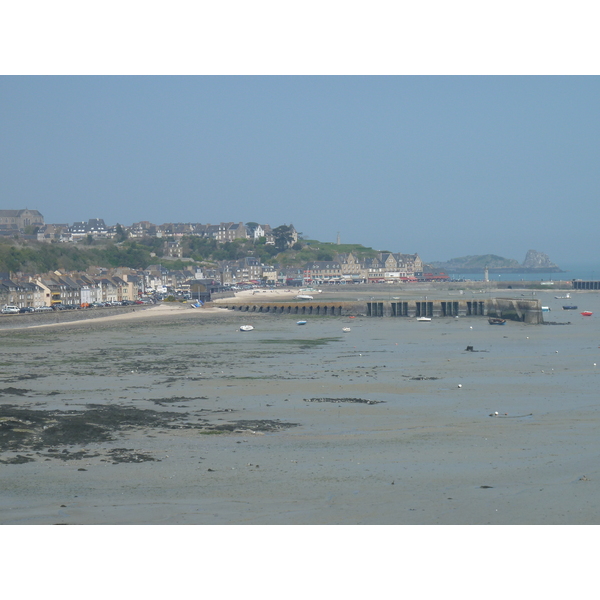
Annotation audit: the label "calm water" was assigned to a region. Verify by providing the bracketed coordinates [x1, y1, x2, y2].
[449, 263, 600, 282]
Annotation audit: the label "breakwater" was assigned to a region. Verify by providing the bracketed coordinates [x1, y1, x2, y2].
[218, 297, 543, 323]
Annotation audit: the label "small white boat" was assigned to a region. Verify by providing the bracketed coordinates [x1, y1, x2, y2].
[416, 317, 431, 322]
[297, 320, 307, 325]
[296, 295, 313, 300]
[555, 293, 571, 299]
[342, 327, 351, 332]
[542, 306, 550, 312]
[239, 325, 254, 331]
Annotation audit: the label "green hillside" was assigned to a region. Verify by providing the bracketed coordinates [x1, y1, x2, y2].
[0, 236, 380, 274]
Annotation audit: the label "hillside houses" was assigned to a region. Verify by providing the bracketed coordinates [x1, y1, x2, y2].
[34, 216, 297, 247]
[69, 219, 109, 240]
[0, 209, 44, 236]
[37, 224, 70, 242]
[3, 210, 304, 254]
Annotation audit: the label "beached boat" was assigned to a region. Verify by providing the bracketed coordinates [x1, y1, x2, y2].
[542, 306, 550, 312]
[342, 327, 351, 332]
[488, 317, 506, 325]
[416, 317, 431, 322]
[239, 325, 254, 331]
[563, 305, 578, 310]
[581, 311, 593, 317]
[296, 320, 307, 325]
[296, 294, 313, 300]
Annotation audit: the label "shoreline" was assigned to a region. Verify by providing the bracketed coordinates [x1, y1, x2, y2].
[0, 302, 233, 331]
[1, 283, 594, 331]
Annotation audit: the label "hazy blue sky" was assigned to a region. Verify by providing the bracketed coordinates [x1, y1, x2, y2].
[2, 76, 599, 266]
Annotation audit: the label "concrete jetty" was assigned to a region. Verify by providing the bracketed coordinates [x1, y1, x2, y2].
[218, 297, 543, 323]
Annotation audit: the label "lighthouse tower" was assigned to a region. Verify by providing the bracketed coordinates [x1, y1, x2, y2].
[484, 266, 489, 282]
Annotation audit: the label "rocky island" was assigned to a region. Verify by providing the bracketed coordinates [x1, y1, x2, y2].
[429, 250, 563, 274]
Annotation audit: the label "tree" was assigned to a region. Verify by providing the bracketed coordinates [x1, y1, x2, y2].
[316, 250, 333, 261]
[115, 224, 128, 243]
[272, 225, 294, 252]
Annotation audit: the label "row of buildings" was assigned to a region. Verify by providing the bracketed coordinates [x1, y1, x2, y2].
[0, 210, 297, 246]
[1, 251, 448, 308]
[37, 220, 289, 244]
[37, 220, 295, 245]
[1, 272, 136, 308]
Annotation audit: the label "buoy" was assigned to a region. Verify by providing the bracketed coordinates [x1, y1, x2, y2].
[457, 384, 462, 388]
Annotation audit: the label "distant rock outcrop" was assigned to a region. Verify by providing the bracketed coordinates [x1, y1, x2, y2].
[522, 250, 558, 269]
[429, 255, 520, 271]
[429, 251, 562, 273]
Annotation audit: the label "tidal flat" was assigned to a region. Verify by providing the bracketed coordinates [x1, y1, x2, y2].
[2, 295, 600, 525]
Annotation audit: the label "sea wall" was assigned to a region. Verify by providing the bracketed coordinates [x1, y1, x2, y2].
[218, 297, 543, 323]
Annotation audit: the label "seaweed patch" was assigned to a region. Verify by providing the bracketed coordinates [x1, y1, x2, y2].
[304, 397, 384, 405]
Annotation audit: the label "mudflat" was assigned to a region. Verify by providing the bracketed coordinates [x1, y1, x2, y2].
[1, 293, 600, 524]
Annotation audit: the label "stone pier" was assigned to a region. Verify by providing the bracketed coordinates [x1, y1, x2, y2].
[572, 281, 600, 290]
[218, 297, 543, 323]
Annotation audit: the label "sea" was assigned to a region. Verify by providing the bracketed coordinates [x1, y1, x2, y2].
[448, 263, 600, 282]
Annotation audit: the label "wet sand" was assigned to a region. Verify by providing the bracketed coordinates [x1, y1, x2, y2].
[2, 291, 600, 524]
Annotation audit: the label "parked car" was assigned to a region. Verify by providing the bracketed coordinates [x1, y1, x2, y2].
[1, 305, 20, 314]
[19, 307, 35, 313]
[35, 306, 53, 312]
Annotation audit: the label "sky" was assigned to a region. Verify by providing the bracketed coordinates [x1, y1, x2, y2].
[2, 75, 600, 267]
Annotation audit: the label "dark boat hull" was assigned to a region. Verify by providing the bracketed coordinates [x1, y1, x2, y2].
[488, 318, 506, 325]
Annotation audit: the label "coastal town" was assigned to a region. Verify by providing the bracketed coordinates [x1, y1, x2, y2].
[0, 208, 447, 310]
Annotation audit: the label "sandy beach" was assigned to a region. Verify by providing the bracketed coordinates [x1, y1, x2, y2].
[2, 288, 600, 524]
